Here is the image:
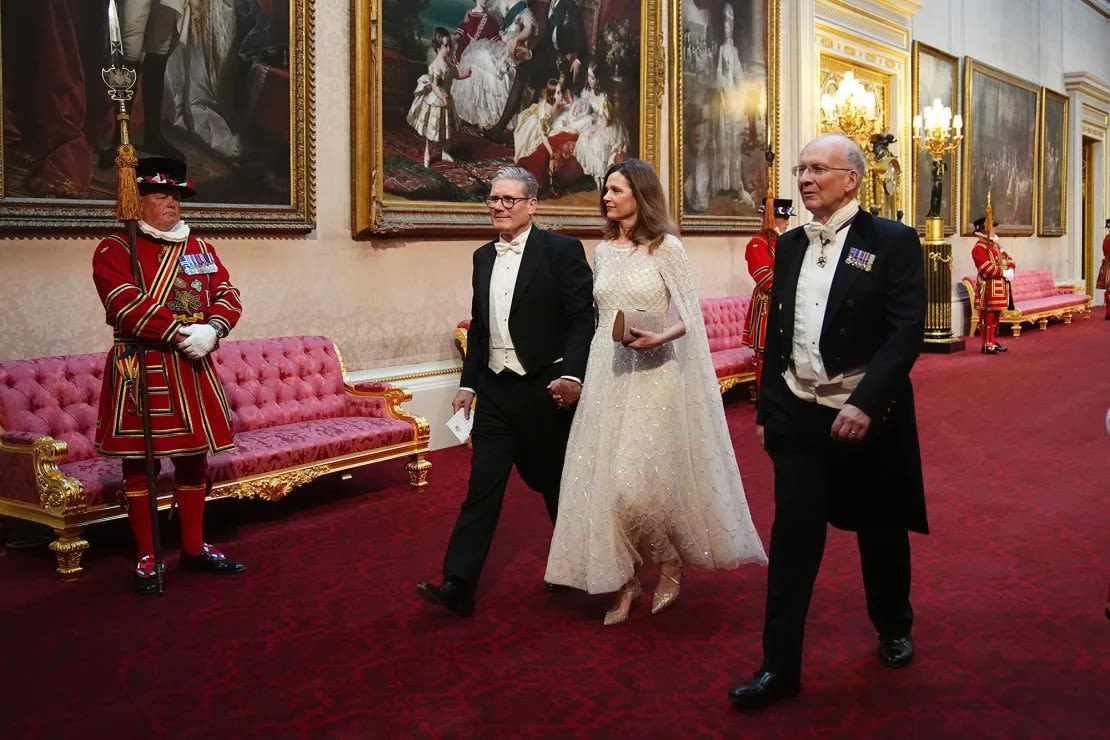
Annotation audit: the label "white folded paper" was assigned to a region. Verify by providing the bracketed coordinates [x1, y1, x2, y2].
[445, 407, 475, 444]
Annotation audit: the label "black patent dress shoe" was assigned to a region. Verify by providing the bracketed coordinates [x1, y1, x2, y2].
[994, 342, 1007, 352]
[543, 581, 573, 593]
[879, 635, 915, 668]
[416, 578, 475, 617]
[179, 544, 246, 574]
[132, 555, 166, 595]
[728, 671, 801, 710]
[981, 344, 1001, 354]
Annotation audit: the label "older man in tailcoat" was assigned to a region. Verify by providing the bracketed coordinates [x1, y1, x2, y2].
[730, 133, 927, 709]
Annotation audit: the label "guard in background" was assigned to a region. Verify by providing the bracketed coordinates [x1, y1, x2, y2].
[743, 196, 794, 394]
[93, 157, 245, 593]
[1097, 218, 1110, 320]
[970, 205, 1014, 355]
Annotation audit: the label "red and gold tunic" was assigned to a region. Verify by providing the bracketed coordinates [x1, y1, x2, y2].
[741, 229, 776, 352]
[1096, 232, 1110, 290]
[971, 236, 1015, 312]
[92, 230, 241, 458]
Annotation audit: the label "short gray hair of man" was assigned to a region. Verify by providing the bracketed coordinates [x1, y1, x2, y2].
[812, 132, 867, 182]
[490, 166, 539, 199]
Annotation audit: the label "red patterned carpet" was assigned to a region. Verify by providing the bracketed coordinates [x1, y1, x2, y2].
[2, 318, 1108, 738]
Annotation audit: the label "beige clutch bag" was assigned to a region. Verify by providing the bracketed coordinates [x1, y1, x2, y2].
[612, 309, 665, 345]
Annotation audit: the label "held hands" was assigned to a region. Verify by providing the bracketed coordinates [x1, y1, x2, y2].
[176, 323, 218, 360]
[1002, 267, 1015, 281]
[830, 403, 871, 444]
[452, 389, 476, 419]
[547, 378, 582, 410]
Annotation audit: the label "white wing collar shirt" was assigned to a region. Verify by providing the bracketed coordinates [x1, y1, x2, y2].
[785, 199, 867, 409]
[488, 225, 532, 375]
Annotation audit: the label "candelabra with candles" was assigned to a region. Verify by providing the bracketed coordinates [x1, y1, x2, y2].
[819, 72, 878, 150]
[911, 97, 965, 352]
[912, 98, 963, 241]
[820, 72, 892, 214]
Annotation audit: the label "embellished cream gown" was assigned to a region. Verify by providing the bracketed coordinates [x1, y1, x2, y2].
[545, 235, 767, 594]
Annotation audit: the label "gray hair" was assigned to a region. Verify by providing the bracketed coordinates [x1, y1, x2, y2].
[814, 133, 867, 181]
[491, 166, 538, 199]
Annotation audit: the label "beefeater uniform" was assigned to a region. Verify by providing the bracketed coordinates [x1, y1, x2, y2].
[93, 229, 240, 457]
[1097, 219, 1110, 320]
[92, 155, 244, 593]
[971, 231, 1014, 353]
[743, 197, 793, 392]
[742, 229, 775, 390]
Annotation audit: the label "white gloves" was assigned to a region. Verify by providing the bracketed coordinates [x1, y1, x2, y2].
[1002, 268, 1015, 281]
[177, 323, 219, 360]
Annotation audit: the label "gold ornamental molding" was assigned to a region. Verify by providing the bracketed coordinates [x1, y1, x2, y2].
[1083, 120, 1109, 140]
[817, 0, 912, 49]
[29, 437, 86, 514]
[816, 24, 907, 74]
[218, 464, 332, 501]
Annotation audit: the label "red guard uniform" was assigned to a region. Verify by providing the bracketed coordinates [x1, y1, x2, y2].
[93, 222, 243, 592]
[742, 229, 776, 390]
[971, 233, 1014, 353]
[1096, 223, 1110, 320]
[93, 230, 240, 456]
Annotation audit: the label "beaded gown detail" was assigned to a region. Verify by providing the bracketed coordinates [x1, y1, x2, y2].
[545, 235, 767, 594]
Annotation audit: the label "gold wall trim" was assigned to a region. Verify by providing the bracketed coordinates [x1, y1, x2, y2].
[817, 0, 910, 48]
[361, 367, 462, 385]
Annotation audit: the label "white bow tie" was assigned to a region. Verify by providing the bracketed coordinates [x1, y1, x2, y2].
[803, 221, 839, 246]
[495, 238, 524, 256]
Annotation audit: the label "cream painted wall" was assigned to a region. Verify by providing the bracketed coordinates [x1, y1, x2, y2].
[911, 0, 1110, 330]
[0, 0, 751, 368]
[1, 0, 1107, 366]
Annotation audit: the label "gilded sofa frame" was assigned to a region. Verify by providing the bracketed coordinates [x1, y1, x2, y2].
[961, 276, 1092, 338]
[0, 358, 430, 580]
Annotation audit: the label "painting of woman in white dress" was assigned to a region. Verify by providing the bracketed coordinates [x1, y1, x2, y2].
[451, 0, 515, 128]
[677, 0, 774, 225]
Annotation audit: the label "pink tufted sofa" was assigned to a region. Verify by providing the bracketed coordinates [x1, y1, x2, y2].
[0, 336, 430, 579]
[454, 295, 755, 396]
[961, 269, 1091, 337]
[699, 295, 756, 395]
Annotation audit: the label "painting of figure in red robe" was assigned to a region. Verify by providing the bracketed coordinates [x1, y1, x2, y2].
[0, 0, 311, 229]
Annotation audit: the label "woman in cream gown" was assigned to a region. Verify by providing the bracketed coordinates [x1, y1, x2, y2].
[545, 159, 766, 625]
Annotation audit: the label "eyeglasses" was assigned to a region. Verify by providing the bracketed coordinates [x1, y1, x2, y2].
[790, 165, 855, 177]
[484, 195, 531, 208]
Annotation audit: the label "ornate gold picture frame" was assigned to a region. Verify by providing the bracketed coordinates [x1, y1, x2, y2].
[0, 1, 315, 232]
[352, 0, 664, 237]
[911, 41, 959, 235]
[1037, 87, 1068, 237]
[961, 58, 1039, 236]
[668, 0, 779, 232]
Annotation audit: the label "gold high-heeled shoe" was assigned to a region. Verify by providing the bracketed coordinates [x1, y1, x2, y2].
[603, 579, 642, 626]
[651, 560, 684, 615]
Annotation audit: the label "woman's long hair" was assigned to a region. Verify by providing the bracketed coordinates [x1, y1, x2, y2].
[599, 159, 678, 251]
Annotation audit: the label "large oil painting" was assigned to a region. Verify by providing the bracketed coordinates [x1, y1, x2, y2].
[1037, 87, 1068, 236]
[912, 41, 959, 235]
[0, 0, 315, 231]
[352, 0, 664, 237]
[669, 0, 778, 232]
[961, 58, 1039, 236]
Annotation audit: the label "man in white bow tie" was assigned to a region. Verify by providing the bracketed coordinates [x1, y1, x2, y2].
[418, 166, 595, 616]
[731, 133, 927, 709]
